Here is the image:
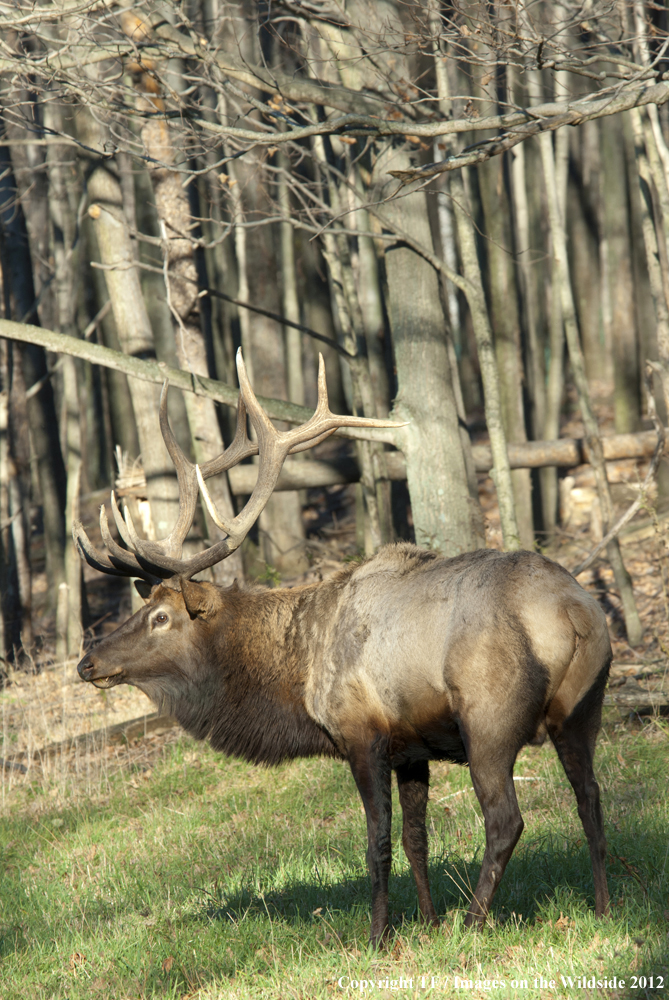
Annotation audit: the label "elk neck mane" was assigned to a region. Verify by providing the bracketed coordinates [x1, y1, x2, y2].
[160, 581, 342, 766]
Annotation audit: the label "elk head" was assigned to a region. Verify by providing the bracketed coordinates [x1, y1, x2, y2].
[74, 350, 397, 693]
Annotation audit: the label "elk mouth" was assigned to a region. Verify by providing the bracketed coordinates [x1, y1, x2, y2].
[90, 672, 124, 689]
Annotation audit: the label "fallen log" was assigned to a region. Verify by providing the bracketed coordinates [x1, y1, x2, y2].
[4, 712, 177, 767]
[112, 430, 662, 497]
[472, 430, 662, 472]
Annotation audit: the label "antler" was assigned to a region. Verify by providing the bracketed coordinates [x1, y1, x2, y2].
[196, 350, 398, 559]
[74, 350, 401, 582]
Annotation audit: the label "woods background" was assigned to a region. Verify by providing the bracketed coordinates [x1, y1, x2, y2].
[1, 0, 669, 664]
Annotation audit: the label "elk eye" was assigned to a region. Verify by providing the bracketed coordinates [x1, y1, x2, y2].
[154, 613, 169, 625]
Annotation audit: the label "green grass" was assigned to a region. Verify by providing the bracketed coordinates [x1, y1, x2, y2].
[0, 717, 667, 999]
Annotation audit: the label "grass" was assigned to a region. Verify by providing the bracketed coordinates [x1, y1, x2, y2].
[0, 715, 667, 999]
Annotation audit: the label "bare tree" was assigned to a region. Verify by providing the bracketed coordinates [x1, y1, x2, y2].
[2, 0, 669, 653]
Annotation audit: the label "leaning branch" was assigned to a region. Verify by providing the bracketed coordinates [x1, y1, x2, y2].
[2, 317, 664, 474]
[0, 319, 401, 446]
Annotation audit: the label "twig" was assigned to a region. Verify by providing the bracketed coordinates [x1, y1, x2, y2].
[436, 787, 473, 804]
[201, 287, 353, 359]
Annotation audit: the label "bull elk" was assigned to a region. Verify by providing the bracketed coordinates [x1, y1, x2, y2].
[75, 351, 611, 944]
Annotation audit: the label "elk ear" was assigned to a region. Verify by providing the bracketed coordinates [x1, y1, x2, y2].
[134, 580, 154, 602]
[180, 578, 217, 620]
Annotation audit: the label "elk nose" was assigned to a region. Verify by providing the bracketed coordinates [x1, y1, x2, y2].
[77, 654, 95, 680]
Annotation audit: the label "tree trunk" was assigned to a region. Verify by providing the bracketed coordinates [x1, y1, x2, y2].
[601, 113, 641, 433]
[541, 124, 643, 645]
[430, 24, 514, 550]
[0, 141, 66, 602]
[76, 111, 181, 545]
[139, 108, 243, 585]
[224, 148, 308, 577]
[478, 155, 534, 548]
[6, 346, 33, 655]
[374, 146, 486, 554]
[45, 100, 84, 657]
[630, 106, 669, 423]
[307, 133, 387, 552]
[539, 128, 569, 541]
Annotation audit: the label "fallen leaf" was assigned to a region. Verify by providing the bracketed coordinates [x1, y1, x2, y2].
[162, 955, 174, 973]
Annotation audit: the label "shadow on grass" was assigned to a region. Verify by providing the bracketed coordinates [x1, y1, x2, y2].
[195, 831, 665, 932]
[1, 814, 666, 998]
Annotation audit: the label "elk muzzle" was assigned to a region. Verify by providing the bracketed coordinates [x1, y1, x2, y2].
[77, 651, 124, 688]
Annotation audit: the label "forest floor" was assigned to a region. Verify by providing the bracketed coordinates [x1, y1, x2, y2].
[1, 439, 668, 999]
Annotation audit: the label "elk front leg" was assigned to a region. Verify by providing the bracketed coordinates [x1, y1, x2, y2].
[465, 756, 524, 927]
[396, 760, 439, 928]
[349, 735, 393, 946]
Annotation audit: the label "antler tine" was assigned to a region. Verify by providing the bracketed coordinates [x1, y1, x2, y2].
[235, 348, 279, 449]
[114, 382, 212, 568]
[111, 491, 135, 549]
[198, 388, 258, 479]
[159, 381, 193, 483]
[193, 349, 294, 541]
[99, 504, 145, 574]
[73, 518, 140, 579]
[103, 488, 186, 580]
[314, 351, 330, 416]
[281, 354, 405, 449]
[117, 497, 199, 574]
[152, 382, 200, 556]
[119, 500, 143, 549]
[193, 348, 291, 542]
[197, 464, 236, 534]
[71, 376, 253, 583]
[96, 505, 168, 581]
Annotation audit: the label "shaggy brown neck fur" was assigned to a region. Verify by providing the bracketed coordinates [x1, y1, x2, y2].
[167, 586, 340, 766]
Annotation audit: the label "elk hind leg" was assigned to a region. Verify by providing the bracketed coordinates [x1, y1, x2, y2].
[464, 747, 524, 927]
[547, 668, 609, 917]
[396, 760, 439, 927]
[349, 735, 393, 945]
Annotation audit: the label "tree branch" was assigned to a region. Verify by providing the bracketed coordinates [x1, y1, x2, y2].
[389, 81, 669, 183]
[0, 318, 401, 445]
